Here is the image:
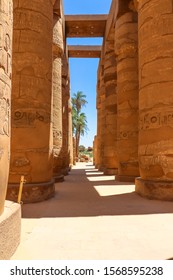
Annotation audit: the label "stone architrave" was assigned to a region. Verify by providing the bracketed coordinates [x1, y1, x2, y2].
[52, 13, 64, 182]
[115, 10, 139, 182]
[7, 0, 54, 203]
[103, 37, 118, 175]
[0, 0, 13, 215]
[135, 0, 173, 200]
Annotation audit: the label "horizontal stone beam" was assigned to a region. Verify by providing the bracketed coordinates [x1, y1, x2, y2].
[65, 14, 108, 37]
[68, 45, 101, 58]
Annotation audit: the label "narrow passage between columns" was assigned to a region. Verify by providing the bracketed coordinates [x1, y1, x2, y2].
[12, 163, 173, 260]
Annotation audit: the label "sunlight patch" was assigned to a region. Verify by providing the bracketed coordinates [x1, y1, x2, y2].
[87, 176, 115, 182]
[93, 185, 135, 196]
[86, 172, 103, 175]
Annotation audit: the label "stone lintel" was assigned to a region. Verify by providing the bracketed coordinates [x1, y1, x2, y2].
[65, 14, 108, 37]
[68, 45, 101, 58]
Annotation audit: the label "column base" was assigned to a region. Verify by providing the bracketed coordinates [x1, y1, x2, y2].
[104, 168, 118, 175]
[116, 174, 137, 183]
[135, 177, 173, 201]
[0, 201, 21, 259]
[7, 179, 55, 203]
[98, 166, 105, 172]
[62, 167, 69, 176]
[54, 174, 64, 183]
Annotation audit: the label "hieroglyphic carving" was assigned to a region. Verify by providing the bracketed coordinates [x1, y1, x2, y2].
[139, 110, 173, 130]
[0, 0, 13, 214]
[0, 97, 10, 135]
[117, 130, 138, 140]
[53, 130, 62, 139]
[13, 110, 50, 127]
[12, 157, 30, 167]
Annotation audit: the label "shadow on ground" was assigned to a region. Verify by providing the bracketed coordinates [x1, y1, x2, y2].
[22, 164, 173, 218]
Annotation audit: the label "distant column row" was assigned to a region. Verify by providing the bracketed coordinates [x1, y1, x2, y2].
[94, 0, 173, 201]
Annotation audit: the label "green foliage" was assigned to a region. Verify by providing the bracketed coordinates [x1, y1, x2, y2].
[79, 145, 86, 152]
[71, 91, 89, 158]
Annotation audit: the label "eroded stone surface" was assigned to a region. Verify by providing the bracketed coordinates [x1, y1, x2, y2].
[103, 31, 118, 175]
[0, 201, 21, 259]
[0, 0, 13, 215]
[8, 0, 54, 202]
[60, 54, 69, 174]
[136, 0, 173, 200]
[52, 13, 64, 180]
[115, 10, 139, 180]
[96, 61, 106, 171]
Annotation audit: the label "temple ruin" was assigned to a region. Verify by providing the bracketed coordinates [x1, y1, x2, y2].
[1, 0, 173, 259]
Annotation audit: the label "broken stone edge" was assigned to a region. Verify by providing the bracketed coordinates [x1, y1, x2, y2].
[0, 201, 21, 260]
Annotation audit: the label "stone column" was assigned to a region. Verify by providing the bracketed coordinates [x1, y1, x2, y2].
[62, 54, 70, 175]
[115, 9, 139, 182]
[96, 62, 105, 170]
[135, 0, 173, 200]
[52, 13, 64, 182]
[99, 91, 106, 172]
[73, 136, 76, 165]
[7, 0, 54, 203]
[0, 0, 13, 215]
[93, 135, 97, 166]
[68, 101, 73, 168]
[103, 38, 118, 175]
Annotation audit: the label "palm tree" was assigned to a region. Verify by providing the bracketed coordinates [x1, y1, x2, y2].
[71, 91, 88, 115]
[75, 112, 88, 157]
[72, 91, 88, 159]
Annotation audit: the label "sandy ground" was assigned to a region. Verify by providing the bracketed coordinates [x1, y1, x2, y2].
[11, 162, 173, 260]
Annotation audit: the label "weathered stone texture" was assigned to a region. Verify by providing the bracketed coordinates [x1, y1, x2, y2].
[103, 38, 118, 175]
[96, 62, 106, 171]
[8, 0, 54, 203]
[52, 14, 64, 182]
[0, 201, 21, 259]
[115, 11, 139, 181]
[0, 0, 13, 215]
[62, 54, 70, 174]
[136, 0, 173, 200]
[68, 101, 73, 168]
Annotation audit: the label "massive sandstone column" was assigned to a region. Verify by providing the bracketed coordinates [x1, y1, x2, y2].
[52, 13, 64, 182]
[7, 0, 54, 203]
[68, 100, 73, 168]
[135, 0, 173, 200]
[62, 54, 70, 174]
[96, 62, 106, 170]
[115, 8, 139, 182]
[0, 0, 12, 214]
[95, 69, 101, 168]
[103, 36, 118, 175]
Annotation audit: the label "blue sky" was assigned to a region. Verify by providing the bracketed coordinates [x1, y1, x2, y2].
[63, 0, 112, 147]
